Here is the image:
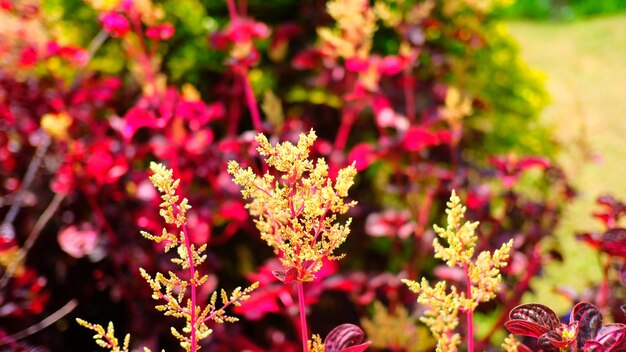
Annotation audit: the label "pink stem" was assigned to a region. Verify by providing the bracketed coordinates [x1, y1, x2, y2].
[297, 281, 309, 352]
[129, 10, 157, 95]
[226, 0, 237, 19]
[240, 66, 263, 131]
[403, 68, 416, 122]
[225, 0, 263, 132]
[599, 256, 610, 309]
[333, 108, 356, 151]
[464, 263, 474, 352]
[181, 223, 197, 352]
[239, 0, 247, 17]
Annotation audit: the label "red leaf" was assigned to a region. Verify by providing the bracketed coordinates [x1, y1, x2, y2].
[272, 267, 298, 283]
[378, 55, 404, 76]
[505, 303, 560, 338]
[601, 228, 626, 258]
[348, 143, 377, 171]
[571, 301, 602, 348]
[340, 341, 371, 352]
[345, 58, 369, 72]
[402, 127, 440, 152]
[324, 324, 367, 352]
[99, 11, 130, 38]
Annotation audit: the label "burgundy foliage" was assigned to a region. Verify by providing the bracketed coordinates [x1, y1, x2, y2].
[506, 302, 626, 351]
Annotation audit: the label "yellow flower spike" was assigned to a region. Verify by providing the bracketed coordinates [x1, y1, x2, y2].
[317, 0, 377, 60]
[41, 112, 72, 140]
[308, 334, 326, 352]
[228, 130, 357, 282]
[403, 191, 513, 352]
[79, 163, 257, 352]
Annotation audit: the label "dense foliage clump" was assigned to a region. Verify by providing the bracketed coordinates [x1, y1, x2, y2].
[1, 0, 607, 351]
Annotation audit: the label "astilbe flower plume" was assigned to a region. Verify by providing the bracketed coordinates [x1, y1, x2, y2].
[228, 130, 357, 283]
[228, 130, 365, 352]
[402, 191, 513, 352]
[78, 162, 258, 352]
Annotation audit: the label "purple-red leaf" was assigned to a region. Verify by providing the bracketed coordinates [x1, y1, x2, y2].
[601, 228, 626, 258]
[505, 320, 552, 338]
[505, 304, 561, 338]
[517, 343, 534, 352]
[271, 267, 298, 283]
[337, 341, 371, 352]
[571, 301, 602, 348]
[324, 324, 369, 352]
[586, 324, 626, 351]
[537, 331, 563, 351]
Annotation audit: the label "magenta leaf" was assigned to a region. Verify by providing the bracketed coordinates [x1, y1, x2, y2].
[505, 304, 561, 338]
[601, 228, 626, 258]
[338, 341, 371, 352]
[271, 267, 298, 283]
[324, 324, 369, 352]
[586, 324, 626, 351]
[517, 156, 551, 171]
[593, 195, 626, 227]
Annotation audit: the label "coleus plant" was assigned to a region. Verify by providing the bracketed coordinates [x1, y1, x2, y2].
[578, 195, 626, 259]
[505, 301, 626, 351]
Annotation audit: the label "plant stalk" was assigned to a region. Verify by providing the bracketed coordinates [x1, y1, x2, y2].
[240, 66, 263, 131]
[225, 0, 263, 132]
[297, 281, 308, 352]
[334, 108, 356, 151]
[0, 193, 64, 291]
[182, 222, 198, 352]
[464, 263, 474, 352]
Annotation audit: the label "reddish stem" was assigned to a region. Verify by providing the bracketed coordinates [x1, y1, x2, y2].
[297, 281, 309, 352]
[599, 255, 610, 310]
[226, 0, 237, 19]
[224, 0, 262, 132]
[181, 222, 198, 352]
[464, 263, 474, 352]
[239, 0, 247, 17]
[403, 68, 416, 122]
[128, 10, 157, 95]
[240, 66, 263, 131]
[334, 108, 356, 151]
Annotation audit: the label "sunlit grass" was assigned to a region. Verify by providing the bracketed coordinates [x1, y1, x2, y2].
[508, 14, 626, 314]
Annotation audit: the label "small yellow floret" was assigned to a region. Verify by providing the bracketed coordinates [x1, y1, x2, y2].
[41, 112, 72, 140]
